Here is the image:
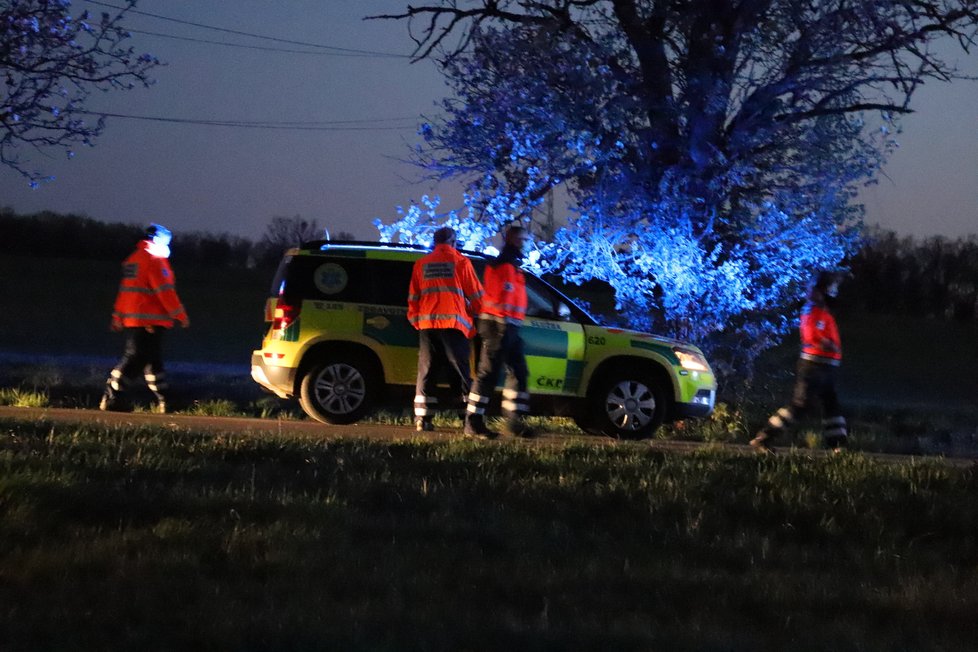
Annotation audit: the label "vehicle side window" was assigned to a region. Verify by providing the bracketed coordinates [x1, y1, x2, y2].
[269, 255, 292, 295]
[367, 260, 415, 307]
[284, 258, 372, 303]
[280, 257, 419, 307]
[525, 274, 560, 318]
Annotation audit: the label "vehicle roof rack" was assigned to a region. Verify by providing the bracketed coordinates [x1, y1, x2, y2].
[299, 239, 490, 259]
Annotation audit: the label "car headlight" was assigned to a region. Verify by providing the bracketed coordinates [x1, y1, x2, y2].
[673, 347, 710, 372]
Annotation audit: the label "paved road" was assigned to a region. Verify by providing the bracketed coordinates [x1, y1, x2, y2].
[2, 406, 975, 468]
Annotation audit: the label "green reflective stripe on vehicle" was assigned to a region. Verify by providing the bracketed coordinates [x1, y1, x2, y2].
[564, 360, 586, 394]
[362, 311, 418, 347]
[522, 326, 568, 359]
[277, 318, 301, 342]
[630, 339, 679, 364]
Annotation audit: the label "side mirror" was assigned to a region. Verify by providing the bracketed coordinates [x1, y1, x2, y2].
[557, 302, 572, 321]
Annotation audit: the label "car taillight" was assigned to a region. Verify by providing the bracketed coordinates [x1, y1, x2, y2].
[271, 297, 300, 331]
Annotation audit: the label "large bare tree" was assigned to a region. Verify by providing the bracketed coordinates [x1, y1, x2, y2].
[373, 1, 978, 374]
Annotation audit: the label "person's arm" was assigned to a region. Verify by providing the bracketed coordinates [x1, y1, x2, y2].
[148, 259, 189, 327]
[462, 259, 484, 317]
[407, 262, 421, 329]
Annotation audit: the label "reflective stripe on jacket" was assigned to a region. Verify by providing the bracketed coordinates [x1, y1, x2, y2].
[800, 303, 841, 365]
[112, 241, 188, 328]
[407, 244, 484, 336]
[481, 257, 527, 323]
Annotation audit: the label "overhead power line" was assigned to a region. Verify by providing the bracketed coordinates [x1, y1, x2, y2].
[77, 110, 424, 131]
[126, 29, 382, 57]
[83, 0, 409, 58]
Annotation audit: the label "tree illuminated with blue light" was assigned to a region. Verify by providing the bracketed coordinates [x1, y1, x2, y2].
[375, 1, 978, 377]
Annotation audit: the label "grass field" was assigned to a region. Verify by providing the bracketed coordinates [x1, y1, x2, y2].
[1, 417, 976, 651]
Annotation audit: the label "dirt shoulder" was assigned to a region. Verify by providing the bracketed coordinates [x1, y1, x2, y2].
[3, 406, 975, 468]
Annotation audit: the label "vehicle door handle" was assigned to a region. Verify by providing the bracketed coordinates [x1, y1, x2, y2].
[365, 316, 390, 329]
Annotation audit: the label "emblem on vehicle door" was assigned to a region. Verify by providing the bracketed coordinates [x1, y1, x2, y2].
[365, 316, 390, 329]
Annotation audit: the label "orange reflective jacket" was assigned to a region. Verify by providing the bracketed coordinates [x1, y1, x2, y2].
[407, 244, 484, 336]
[112, 241, 188, 328]
[800, 303, 841, 365]
[482, 258, 527, 323]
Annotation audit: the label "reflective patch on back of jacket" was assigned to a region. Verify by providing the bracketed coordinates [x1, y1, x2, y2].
[423, 262, 455, 279]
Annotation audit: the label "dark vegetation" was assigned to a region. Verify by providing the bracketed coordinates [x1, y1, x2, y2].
[0, 207, 268, 268]
[849, 227, 978, 321]
[0, 208, 357, 269]
[4, 208, 976, 322]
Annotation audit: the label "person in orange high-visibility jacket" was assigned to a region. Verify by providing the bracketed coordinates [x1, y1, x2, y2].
[407, 226, 484, 432]
[100, 224, 189, 414]
[751, 271, 848, 453]
[465, 225, 534, 439]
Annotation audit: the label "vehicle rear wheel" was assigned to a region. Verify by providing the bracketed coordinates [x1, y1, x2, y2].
[299, 357, 377, 424]
[588, 373, 666, 439]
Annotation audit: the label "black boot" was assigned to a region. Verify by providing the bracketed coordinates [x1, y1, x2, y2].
[749, 430, 778, 453]
[464, 414, 497, 439]
[503, 417, 535, 438]
[98, 386, 127, 412]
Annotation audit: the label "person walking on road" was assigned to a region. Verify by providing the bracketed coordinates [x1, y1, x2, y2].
[100, 223, 189, 414]
[751, 271, 849, 453]
[465, 225, 535, 438]
[407, 226, 484, 432]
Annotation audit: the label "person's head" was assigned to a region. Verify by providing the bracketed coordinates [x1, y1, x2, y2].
[503, 224, 529, 251]
[144, 223, 172, 247]
[811, 270, 842, 304]
[432, 226, 456, 247]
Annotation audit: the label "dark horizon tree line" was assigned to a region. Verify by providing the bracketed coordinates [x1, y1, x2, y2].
[1, 207, 975, 322]
[0, 208, 355, 269]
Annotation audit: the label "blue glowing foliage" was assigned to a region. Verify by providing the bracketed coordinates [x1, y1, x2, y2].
[373, 195, 500, 252]
[376, 16, 920, 377]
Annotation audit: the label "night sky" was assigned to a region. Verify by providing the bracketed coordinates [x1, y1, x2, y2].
[0, 0, 975, 241]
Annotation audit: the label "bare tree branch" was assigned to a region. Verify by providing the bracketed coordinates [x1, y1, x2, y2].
[1, 0, 160, 182]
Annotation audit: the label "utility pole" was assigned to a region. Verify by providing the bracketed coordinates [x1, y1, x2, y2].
[531, 188, 556, 241]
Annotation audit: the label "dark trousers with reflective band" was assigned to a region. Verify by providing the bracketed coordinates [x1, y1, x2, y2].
[414, 328, 471, 420]
[761, 358, 847, 442]
[105, 327, 168, 405]
[467, 319, 529, 425]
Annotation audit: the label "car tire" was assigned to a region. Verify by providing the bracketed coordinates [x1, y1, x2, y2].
[588, 372, 666, 439]
[299, 356, 377, 425]
[572, 407, 603, 436]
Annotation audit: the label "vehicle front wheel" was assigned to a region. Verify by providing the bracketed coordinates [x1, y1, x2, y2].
[588, 373, 667, 439]
[299, 357, 377, 425]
